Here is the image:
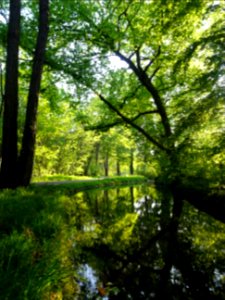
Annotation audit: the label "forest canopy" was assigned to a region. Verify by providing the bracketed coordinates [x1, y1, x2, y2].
[0, 0, 224, 187]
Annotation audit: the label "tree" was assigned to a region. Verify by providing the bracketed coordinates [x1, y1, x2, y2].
[58, 0, 224, 183]
[0, 0, 49, 188]
[17, 0, 49, 186]
[0, 0, 21, 188]
[1, 0, 224, 187]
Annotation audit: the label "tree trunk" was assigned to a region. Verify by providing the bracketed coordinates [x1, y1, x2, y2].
[17, 0, 49, 186]
[116, 159, 121, 176]
[93, 142, 100, 176]
[95, 142, 100, 163]
[115, 50, 172, 139]
[104, 152, 109, 177]
[84, 154, 93, 176]
[130, 149, 134, 175]
[0, 62, 4, 117]
[0, 0, 21, 188]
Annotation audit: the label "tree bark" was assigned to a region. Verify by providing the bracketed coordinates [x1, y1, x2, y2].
[116, 159, 121, 176]
[0, 0, 21, 188]
[130, 149, 134, 175]
[17, 0, 49, 186]
[104, 152, 109, 177]
[94, 142, 100, 176]
[84, 154, 93, 176]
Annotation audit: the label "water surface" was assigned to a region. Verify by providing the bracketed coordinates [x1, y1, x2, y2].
[71, 184, 225, 299]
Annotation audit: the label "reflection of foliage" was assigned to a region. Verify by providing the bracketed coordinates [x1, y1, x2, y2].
[1, 183, 225, 299]
[73, 185, 225, 299]
[177, 202, 225, 298]
[72, 185, 165, 298]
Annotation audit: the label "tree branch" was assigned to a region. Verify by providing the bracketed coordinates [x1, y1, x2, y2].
[135, 47, 141, 69]
[86, 119, 123, 131]
[119, 83, 142, 107]
[144, 45, 161, 72]
[96, 92, 170, 153]
[149, 66, 160, 81]
[132, 109, 159, 121]
[86, 109, 159, 131]
[115, 50, 172, 137]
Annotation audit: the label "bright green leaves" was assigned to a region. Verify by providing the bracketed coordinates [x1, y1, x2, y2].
[1, 0, 223, 181]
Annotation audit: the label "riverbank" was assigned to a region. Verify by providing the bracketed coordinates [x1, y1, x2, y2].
[0, 176, 149, 299]
[31, 175, 149, 192]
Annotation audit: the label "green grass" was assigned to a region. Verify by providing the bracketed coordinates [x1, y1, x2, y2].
[31, 175, 148, 191]
[32, 174, 92, 182]
[0, 175, 148, 299]
[0, 188, 78, 299]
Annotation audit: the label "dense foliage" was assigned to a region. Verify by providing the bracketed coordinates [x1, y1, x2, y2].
[0, 1, 225, 298]
[0, 0, 224, 185]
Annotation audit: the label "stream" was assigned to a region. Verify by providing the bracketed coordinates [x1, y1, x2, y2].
[69, 183, 225, 299]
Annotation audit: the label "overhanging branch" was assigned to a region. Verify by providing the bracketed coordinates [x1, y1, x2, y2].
[86, 109, 159, 131]
[96, 92, 170, 153]
[144, 45, 161, 72]
[114, 49, 172, 137]
[86, 119, 123, 131]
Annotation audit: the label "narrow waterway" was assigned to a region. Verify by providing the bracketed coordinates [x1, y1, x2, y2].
[69, 183, 225, 299]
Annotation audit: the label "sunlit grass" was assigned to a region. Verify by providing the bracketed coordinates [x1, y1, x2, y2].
[32, 174, 92, 182]
[32, 174, 147, 183]
[31, 175, 148, 193]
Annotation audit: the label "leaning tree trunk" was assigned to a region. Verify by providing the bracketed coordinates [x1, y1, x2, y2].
[0, 0, 21, 189]
[17, 0, 49, 186]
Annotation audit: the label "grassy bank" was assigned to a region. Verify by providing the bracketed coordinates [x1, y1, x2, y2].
[0, 175, 148, 299]
[31, 175, 149, 192]
[0, 187, 78, 299]
[32, 174, 92, 182]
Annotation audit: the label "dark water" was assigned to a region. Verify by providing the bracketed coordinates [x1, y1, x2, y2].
[71, 184, 225, 299]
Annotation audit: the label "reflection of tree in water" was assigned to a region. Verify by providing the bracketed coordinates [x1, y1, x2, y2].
[75, 185, 225, 299]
